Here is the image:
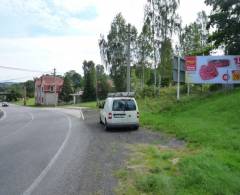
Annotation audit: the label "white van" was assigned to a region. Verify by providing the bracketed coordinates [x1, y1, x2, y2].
[99, 93, 139, 130]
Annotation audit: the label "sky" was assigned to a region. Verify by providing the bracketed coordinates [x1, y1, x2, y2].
[0, 0, 211, 82]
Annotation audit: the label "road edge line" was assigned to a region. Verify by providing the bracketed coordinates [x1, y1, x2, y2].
[23, 113, 72, 195]
[80, 109, 85, 120]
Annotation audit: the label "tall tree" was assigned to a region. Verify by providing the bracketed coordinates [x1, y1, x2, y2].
[180, 11, 212, 56]
[59, 76, 74, 103]
[82, 60, 96, 101]
[180, 22, 201, 56]
[137, 19, 153, 89]
[205, 0, 240, 55]
[25, 80, 34, 98]
[100, 13, 137, 92]
[96, 65, 110, 100]
[64, 70, 82, 91]
[145, 0, 180, 89]
[159, 38, 173, 86]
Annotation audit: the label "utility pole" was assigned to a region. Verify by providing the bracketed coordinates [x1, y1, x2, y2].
[177, 55, 180, 101]
[151, 1, 157, 93]
[126, 24, 131, 93]
[95, 66, 98, 104]
[23, 84, 27, 106]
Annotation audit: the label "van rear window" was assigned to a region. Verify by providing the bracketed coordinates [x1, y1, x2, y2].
[112, 99, 136, 111]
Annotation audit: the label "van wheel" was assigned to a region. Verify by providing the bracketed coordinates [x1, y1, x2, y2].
[99, 116, 103, 124]
[133, 126, 139, 130]
[105, 119, 109, 131]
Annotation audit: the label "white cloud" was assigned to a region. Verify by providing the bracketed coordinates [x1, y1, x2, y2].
[53, 0, 98, 13]
[179, 0, 211, 26]
[0, 36, 99, 80]
[0, 0, 211, 82]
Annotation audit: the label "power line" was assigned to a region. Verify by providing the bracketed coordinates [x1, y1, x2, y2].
[0, 65, 50, 73]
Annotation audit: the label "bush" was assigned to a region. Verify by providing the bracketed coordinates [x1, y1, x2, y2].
[136, 86, 155, 98]
[209, 84, 222, 92]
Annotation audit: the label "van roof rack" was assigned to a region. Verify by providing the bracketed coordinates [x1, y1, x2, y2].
[108, 92, 135, 97]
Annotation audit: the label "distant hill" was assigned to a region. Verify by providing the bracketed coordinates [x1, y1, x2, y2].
[0, 82, 16, 87]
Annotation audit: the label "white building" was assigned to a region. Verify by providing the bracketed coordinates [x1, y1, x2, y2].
[35, 75, 63, 106]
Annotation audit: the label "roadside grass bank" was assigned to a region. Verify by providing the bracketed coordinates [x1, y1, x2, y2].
[14, 98, 35, 106]
[60, 101, 97, 109]
[0, 109, 3, 119]
[116, 89, 240, 194]
[14, 98, 98, 109]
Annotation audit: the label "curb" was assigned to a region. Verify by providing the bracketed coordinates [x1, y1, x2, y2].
[0, 110, 3, 119]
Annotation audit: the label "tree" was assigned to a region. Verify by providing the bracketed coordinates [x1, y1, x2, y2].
[205, 0, 240, 54]
[64, 70, 82, 91]
[145, 0, 180, 89]
[100, 13, 137, 92]
[25, 80, 34, 98]
[137, 19, 153, 89]
[6, 89, 22, 102]
[180, 22, 202, 56]
[96, 65, 110, 100]
[82, 60, 96, 101]
[180, 11, 212, 56]
[59, 76, 74, 103]
[7, 83, 24, 101]
[159, 38, 173, 86]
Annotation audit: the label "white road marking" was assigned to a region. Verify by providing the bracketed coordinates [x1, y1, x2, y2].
[0, 112, 34, 141]
[80, 109, 85, 120]
[23, 112, 72, 195]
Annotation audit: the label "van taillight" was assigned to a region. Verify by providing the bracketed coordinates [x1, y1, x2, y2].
[137, 112, 139, 118]
[108, 112, 112, 119]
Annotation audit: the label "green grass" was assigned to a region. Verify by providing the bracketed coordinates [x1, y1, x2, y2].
[116, 89, 240, 195]
[14, 98, 35, 106]
[62, 101, 97, 109]
[14, 98, 98, 109]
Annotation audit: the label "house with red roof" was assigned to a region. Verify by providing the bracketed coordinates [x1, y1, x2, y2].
[35, 75, 64, 105]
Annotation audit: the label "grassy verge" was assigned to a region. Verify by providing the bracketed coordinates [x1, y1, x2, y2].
[14, 98, 35, 106]
[61, 101, 97, 109]
[116, 89, 240, 194]
[14, 98, 98, 109]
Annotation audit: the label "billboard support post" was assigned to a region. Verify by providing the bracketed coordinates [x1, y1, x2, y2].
[177, 55, 180, 100]
[187, 83, 190, 96]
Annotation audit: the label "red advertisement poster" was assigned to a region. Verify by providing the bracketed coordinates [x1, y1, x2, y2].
[185, 55, 240, 84]
[185, 56, 196, 71]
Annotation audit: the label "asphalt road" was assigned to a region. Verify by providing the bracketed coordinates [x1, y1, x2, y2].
[0, 105, 184, 195]
[0, 105, 92, 195]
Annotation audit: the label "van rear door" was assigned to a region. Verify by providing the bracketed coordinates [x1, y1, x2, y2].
[123, 99, 137, 124]
[112, 99, 126, 124]
[112, 99, 137, 124]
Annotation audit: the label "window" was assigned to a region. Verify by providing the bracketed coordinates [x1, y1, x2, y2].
[112, 99, 136, 111]
[125, 99, 137, 111]
[50, 86, 54, 92]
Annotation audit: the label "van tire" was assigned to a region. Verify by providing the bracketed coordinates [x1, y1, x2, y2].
[99, 116, 103, 124]
[134, 126, 139, 130]
[105, 119, 109, 131]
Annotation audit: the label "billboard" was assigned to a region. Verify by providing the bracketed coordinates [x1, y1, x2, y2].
[185, 56, 240, 84]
